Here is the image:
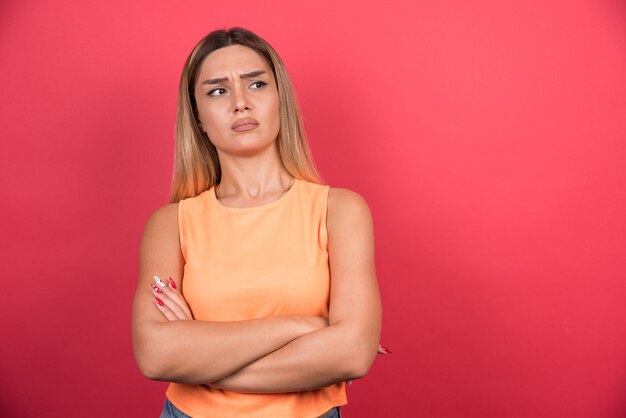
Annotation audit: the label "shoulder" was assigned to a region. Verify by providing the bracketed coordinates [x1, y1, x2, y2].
[138, 203, 184, 281]
[142, 203, 180, 242]
[327, 187, 373, 233]
[328, 187, 371, 216]
[145, 202, 178, 227]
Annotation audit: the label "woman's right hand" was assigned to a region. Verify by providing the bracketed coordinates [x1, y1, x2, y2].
[377, 344, 391, 354]
[296, 317, 392, 356]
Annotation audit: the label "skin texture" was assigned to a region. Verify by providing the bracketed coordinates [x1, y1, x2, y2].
[131, 44, 386, 393]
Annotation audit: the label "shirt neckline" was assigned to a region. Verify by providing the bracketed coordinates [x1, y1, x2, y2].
[208, 178, 300, 213]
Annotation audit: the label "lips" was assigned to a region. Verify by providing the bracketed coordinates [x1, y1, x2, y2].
[231, 117, 259, 132]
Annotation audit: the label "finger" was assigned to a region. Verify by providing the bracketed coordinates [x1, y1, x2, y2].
[377, 344, 392, 354]
[153, 276, 192, 320]
[166, 276, 193, 319]
[151, 282, 189, 320]
[151, 286, 185, 320]
[154, 295, 179, 321]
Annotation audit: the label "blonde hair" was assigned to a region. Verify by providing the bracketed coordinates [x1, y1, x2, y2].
[169, 27, 323, 203]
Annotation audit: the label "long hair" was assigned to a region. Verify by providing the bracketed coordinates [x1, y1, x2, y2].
[169, 27, 323, 203]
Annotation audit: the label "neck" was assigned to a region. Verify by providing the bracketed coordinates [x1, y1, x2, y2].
[215, 143, 293, 201]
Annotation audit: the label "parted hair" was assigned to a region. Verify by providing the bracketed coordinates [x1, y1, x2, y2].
[169, 27, 323, 203]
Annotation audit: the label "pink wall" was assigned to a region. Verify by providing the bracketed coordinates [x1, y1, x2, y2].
[2, 0, 625, 416]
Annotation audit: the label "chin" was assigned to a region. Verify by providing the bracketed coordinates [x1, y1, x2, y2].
[227, 138, 277, 156]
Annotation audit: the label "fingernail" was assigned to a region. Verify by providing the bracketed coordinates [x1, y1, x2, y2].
[154, 275, 166, 287]
[381, 345, 392, 354]
[151, 283, 162, 294]
[168, 277, 177, 289]
[155, 296, 164, 306]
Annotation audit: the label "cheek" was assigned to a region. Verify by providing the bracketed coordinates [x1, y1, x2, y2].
[196, 105, 224, 135]
[268, 95, 281, 130]
[197, 108, 213, 127]
[202, 118, 225, 141]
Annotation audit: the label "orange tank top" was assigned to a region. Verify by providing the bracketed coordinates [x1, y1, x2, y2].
[166, 178, 347, 417]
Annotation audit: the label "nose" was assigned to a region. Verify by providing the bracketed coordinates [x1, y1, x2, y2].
[231, 85, 251, 113]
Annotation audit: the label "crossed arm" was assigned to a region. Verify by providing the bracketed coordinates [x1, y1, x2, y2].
[131, 188, 382, 393]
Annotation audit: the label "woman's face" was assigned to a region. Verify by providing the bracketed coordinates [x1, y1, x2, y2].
[194, 45, 280, 157]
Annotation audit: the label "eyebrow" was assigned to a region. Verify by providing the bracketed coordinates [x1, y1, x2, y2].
[201, 70, 267, 85]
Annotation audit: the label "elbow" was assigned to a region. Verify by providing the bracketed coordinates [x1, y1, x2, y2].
[135, 346, 168, 381]
[343, 334, 378, 380]
[132, 320, 194, 382]
[346, 353, 375, 380]
[133, 327, 171, 381]
[139, 364, 161, 381]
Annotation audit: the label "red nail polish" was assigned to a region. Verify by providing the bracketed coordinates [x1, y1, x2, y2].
[151, 283, 162, 294]
[168, 277, 177, 289]
[155, 297, 164, 306]
[381, 345, 392, 354]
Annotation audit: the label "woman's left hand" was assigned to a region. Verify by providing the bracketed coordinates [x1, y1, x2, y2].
[150, 275, 193, 321]
[150, 275, 387, 344]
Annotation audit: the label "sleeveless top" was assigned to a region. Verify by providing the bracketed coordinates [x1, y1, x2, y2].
[166, 179, 347, 418]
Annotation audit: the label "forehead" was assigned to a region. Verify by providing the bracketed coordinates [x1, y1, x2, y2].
[198, 45, 272, 78]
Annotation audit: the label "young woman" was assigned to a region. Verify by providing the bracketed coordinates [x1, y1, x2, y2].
[131, 27, 388, 418]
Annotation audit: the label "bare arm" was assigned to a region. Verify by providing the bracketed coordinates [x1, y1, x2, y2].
[131, 203, 326, 384]
[206, 188, 383, 393]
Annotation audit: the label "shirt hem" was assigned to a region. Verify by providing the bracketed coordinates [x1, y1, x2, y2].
[166, 387, 347, 418]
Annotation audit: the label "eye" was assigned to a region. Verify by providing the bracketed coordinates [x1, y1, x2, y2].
[249, 81, 268, 89]
[208, 88, 227, 96]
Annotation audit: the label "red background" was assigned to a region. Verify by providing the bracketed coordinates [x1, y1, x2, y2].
[2, 1, 626, 416]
